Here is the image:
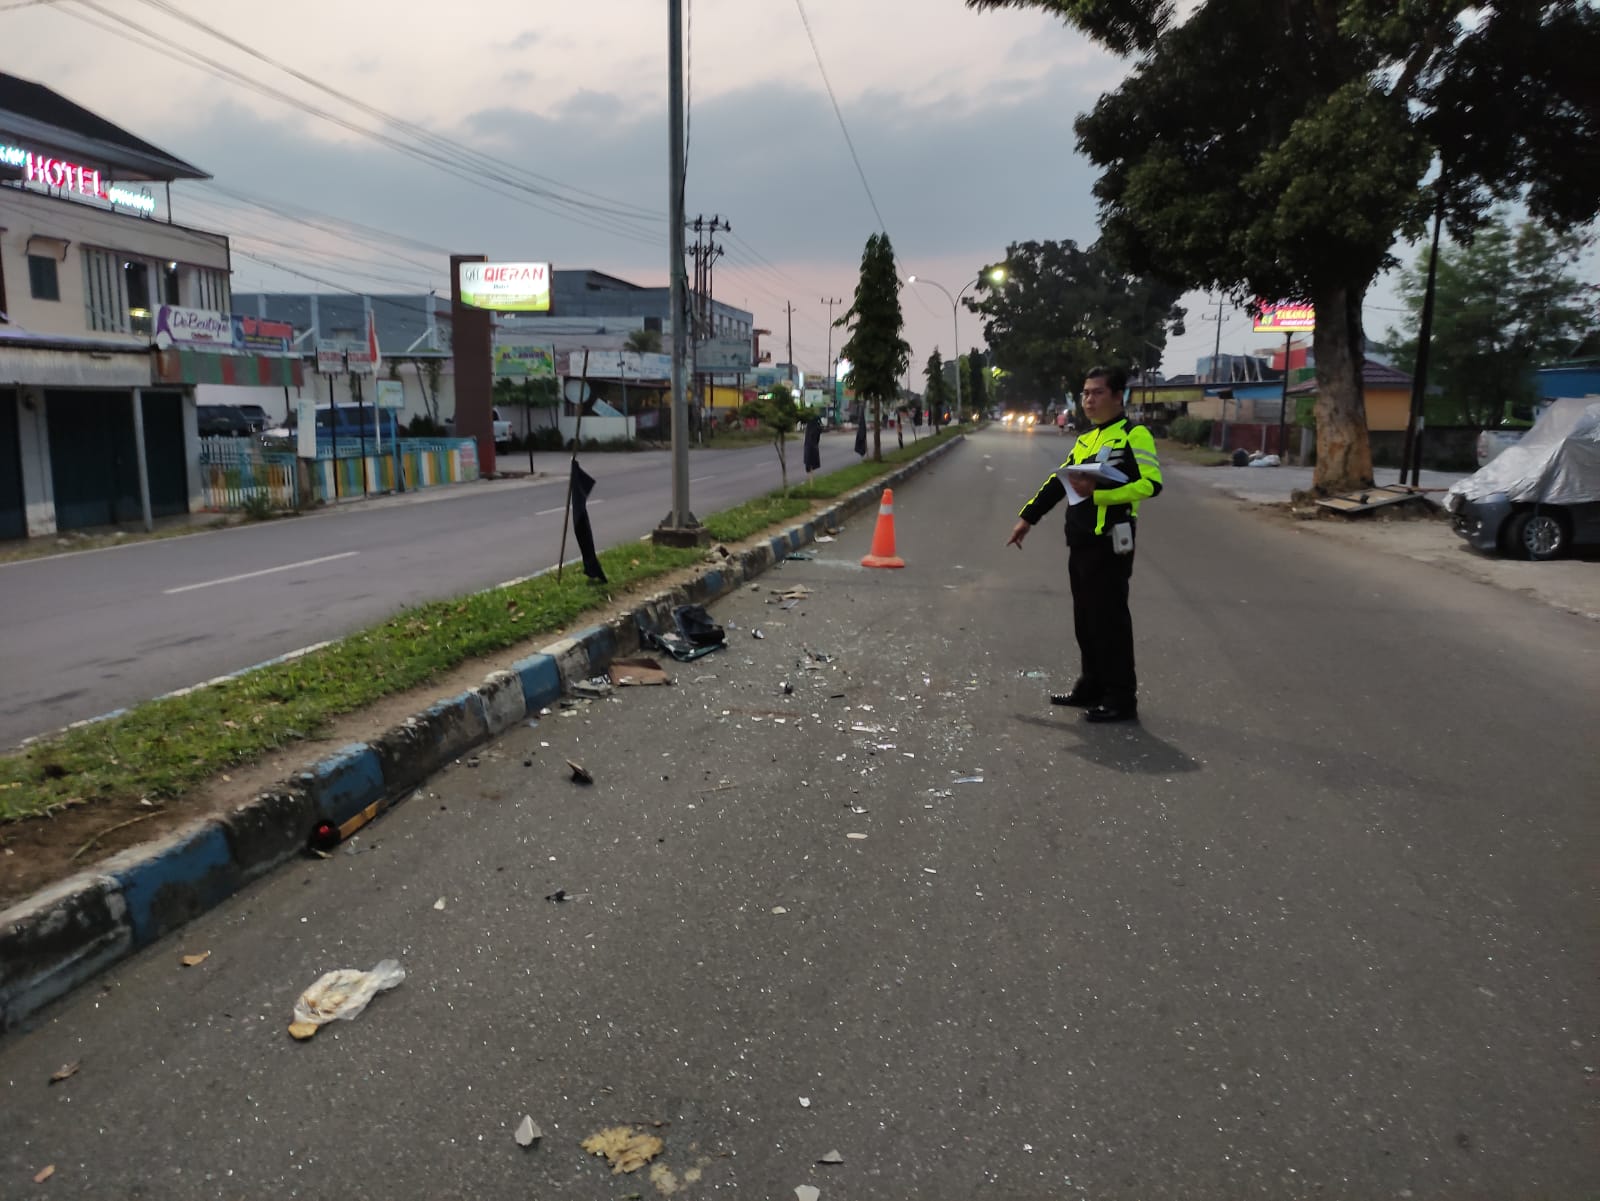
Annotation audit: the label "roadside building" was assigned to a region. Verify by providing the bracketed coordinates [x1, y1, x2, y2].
[0, 71, 297, 539]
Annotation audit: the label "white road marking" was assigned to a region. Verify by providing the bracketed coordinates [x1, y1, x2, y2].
[163, 551, 360, 595]
[534, 498, 606, 516]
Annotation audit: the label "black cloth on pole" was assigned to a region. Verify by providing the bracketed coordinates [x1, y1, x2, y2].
[854, 418, 868, 458]
[570, 459, 607, 582]
[803, 418, 822, 472]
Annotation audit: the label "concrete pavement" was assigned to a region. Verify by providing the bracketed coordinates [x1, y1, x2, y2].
[1, 427, 1593, 1198]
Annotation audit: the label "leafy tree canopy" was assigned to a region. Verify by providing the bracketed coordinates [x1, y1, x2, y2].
[966, 0, 1600, 490]
[1384, 211, 1596, 428]
[966, 239, 1184, 406]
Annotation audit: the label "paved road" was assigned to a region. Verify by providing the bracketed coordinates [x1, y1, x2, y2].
[2, 427, 1594, 1198]
[0, 440, 835, 748]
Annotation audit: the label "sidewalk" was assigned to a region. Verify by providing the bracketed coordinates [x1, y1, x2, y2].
[1165, 460, 1469, 504]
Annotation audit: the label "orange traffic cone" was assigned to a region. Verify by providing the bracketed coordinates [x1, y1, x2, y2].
[861, 488, 905, 569]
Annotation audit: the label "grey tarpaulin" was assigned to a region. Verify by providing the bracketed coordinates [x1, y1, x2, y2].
[1447, 399, 1600, 509]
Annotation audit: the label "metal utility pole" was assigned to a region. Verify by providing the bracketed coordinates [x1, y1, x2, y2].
[1276, 331, 1293, 461]
[821, 296, 842, 421]
[1205, 296, 1229, 450]
[784, 302, 795, 384]
[1400, 191, 1445, 487]
[653, 0, 703, 544]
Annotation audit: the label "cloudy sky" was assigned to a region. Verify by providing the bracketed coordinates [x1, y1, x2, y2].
[6, 0, 1416, 383]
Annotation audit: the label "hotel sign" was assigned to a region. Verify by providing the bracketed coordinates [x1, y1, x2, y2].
[458, 261, 552, 312]
[0, 140, 157, 214]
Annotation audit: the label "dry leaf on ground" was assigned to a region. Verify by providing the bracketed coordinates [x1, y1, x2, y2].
[34, 1165, 55, 1183]
[582, 1126, 664, 1175]
[48, 1061, 79, 1084]
[180, 951, 211, 967]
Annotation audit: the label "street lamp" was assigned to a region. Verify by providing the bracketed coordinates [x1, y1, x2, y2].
[906, 267, 1005, 424]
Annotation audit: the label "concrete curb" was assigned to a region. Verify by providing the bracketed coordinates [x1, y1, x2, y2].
[0, 433, 964, 1034]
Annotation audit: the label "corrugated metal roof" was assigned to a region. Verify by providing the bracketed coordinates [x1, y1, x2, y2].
[0, 71, 208, 180]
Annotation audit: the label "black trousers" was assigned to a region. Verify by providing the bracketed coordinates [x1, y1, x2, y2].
[1067, 536, 1137, 707]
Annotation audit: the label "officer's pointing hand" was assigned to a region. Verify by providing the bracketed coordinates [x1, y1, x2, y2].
[1007, 519, 1030, 549]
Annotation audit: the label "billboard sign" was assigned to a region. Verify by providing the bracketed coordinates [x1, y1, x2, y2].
[492, 342, 556, 379]
[695, 336, 753, 372]
[296, 397, 317, 460]
[235, 314, 293, 354]
[458, 261, 552, 312]
[562, 351, 671, 380]
[154, 304, 232, 349]
[345, 343, 377, 375]
[1253, 301, 1316, 333]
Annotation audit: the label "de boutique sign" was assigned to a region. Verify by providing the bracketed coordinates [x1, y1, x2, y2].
[458, 261, 552, 312]
[155, 305, 292, 353]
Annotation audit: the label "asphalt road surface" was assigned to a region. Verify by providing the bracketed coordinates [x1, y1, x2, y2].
[0, 440, 830, 748]
[1, 427, 1594, 1198]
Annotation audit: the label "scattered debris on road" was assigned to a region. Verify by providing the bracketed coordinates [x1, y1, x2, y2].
[287, 959, 404, 1041]
[48, 1061, 79, 1084]
[514, 1115, 543, 1147]
[572, 678, 613, 700]
[798, 1096, 812, 1108]
[33, 1165, 55, 1184]
[432, 897, 446, 910]
[846, 833, 867, 841]
[180, 951, 211, 968]
[795, 1185, 820, 1201]
[818, 1149, 844, 1165]
[582, 1126, 664, 1175]
[567, 760, 594, 785]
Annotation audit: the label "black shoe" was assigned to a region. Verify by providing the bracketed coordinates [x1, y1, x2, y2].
[1084, 702, 1138, 723]
[1050, 688, 1102, 708]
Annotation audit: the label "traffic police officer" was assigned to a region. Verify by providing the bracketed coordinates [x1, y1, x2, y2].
[1007, 365, 1163, 722]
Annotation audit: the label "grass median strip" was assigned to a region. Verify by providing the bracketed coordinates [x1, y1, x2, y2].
[0, 429, 960, 823]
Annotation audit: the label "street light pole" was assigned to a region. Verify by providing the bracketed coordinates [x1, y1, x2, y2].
[907, 269, 1004, 425]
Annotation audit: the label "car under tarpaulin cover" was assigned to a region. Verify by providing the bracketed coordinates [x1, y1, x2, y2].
[1447, 399, 1600, 509]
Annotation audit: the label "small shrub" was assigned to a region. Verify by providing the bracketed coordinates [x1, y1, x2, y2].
[240, 492, 276, 522]
[1168, 416, 1214, 446]
[407, 415, 447, 437]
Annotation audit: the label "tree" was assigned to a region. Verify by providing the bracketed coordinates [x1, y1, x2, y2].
[625, 328, 662, 354]
[836, 233, 911, 461]
[493, 375, 561, 471]
[967, 348, 988, 419]
[965, 239, 1184, 411]
[744, 382, 801, 491]
[1384, 212, 1596, 429]
[966, 0, 1600, 492]
[923, 350, 952, 423]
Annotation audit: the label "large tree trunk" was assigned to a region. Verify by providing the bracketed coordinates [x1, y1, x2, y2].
[1311, 283, 1375, 493]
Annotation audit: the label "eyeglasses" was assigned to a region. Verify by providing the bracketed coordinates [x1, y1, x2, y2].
[1083, 386, 1111, 397]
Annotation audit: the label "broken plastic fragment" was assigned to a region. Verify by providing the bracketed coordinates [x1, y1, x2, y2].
[752, 629, 766, 640]
[953, 776, 984, 784]
[846, 833, 867, 840]
[771, 906, 788, 915]
[795, 1186, 820, 1201]
[818, 1149, 844, 1165]
[180, 951, 211, 968]
[288, 959, 404, 1040]
[546, 889, 571, 903]
[432, 897, 446, 910]
[48, 1061, 79, 1084]
[798, 1096, 812, 1108]
[515, 1115, 542, 1147]
[34, 1165, 55, 1184]
[567, 760, 594, 785]
[582, 1126, 664, 1175]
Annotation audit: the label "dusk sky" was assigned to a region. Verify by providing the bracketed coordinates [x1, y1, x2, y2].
[6, 0, 1421, 383]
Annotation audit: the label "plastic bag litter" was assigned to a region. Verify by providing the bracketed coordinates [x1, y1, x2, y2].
[288, 959, 405, 1040]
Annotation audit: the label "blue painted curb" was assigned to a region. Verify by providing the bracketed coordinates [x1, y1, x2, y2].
[0, 432, 965, 1034]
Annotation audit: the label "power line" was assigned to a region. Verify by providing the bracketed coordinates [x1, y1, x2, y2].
[129, 0, 664, 224]
[792, 0, 888, 233]
[58, 0, 666, 248]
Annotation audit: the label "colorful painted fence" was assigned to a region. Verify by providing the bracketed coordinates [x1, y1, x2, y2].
[199, 438, 480, 512]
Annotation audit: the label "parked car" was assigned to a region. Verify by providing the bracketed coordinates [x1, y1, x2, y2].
[1476, 428, 1525, 467]
[262, 403, 401, 444]
[1446, 397, 1600, 560]
[196, 404, 254, 437]
[444, 406, 513, 446]
[233, 403, 272, 434]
